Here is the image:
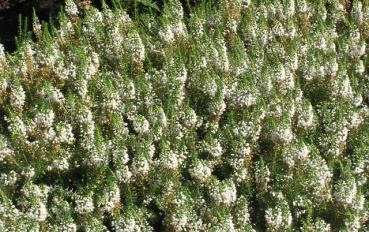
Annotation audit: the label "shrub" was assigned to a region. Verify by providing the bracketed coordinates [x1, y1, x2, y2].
[0, 0, 368, 231]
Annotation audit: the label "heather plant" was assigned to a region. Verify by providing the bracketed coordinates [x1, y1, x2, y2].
[0, 0, 368, 231]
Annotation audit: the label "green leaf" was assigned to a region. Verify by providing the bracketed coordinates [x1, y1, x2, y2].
[136, 0, 159, 11]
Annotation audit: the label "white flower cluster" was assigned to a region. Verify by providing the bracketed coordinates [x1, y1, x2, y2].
[112, 209, 153, 232]
[282, 140, 310, 168]
[265, 200, 292, 231]
[189, 159, 212, 183]
[210, 180, 237, 206]
[74, 195, 94, 215]
[65, 0, 79, 17]
[0, 0, 367, 230]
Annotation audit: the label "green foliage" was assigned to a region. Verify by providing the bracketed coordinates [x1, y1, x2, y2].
[0, 0, 368, 231]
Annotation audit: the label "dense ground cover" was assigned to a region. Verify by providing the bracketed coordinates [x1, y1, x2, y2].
[0, 0, 368, 231]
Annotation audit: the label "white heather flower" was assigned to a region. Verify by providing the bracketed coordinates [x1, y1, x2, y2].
[288, 53, 299, 71]
[46, 127, 56, 142]
[273, 21, 285, 37]
[167, 122, 183, 141]
[310, 218, 330, 231]
[160, 150, 180, 170]
[132, 156, 150, 177]
[182, 107, 198, 128]
[76, 78, 89, 99]
[348, 111, 363, 129]
[49, 156, 70, 171]
[334, 178, 357, 207]
[232, 164, 249, 184]
[110, 185, 121, 207]
[113, 212, 153, 232]
[65, 0, 79, 17]
[0, 43, 5, 62]
[132, 115, 150, 134]
[10, 83, 26, 110]
[228, 81, 257, 108]
[210, 180, 237, 206]
[209, 98, 226, 116]
[88, 145, 108, 167]
[40, 85, 65, 104]
[189, 160, 212, 182]
[203, 138, 223, 158]
[0, 76, 7, 94]
[89, 51, 100, 76]
[303, 155, 333, 202]
[255, 161, 271, 191]
[34, 109, 55, 128]
[112, 145, 129, 165]
[233, 121, 253, 138]
[172, 21, 187, 38]
[298, 0, 308, 13]
[224, 19, 237, 33]
[0, 136, 13, 164]
[59, 19, 74, 43]
[352, 1, 363, 23]
[26, 201, 48, 224]
[286, 0, 295, 18]
[5, 115, 28, 138]
[33, 14, 42, 36]
[103, 92, 121, 112]
[315, 36, 327, 52]
[337, 126, 349, 144]
[55, 123, 75, 145]
[298, 101, 314, 129]
[21, 183, 49, 202]
[0, 170, 17, 186]
[54, 221, 78, 232]
[234, 196, 251, 227]
[234, 142, 252, 157]
[81, 128, 95, 153]
[211, 216, 236, 232]
[358, 42, 366, 57]
[36, 202, 48, 222]
[274, 65, 287, 82]
[127, 31, 145, 62]
[265, 201, 292, 231]
[101, 184, 121, 212]
[343, 216, 361, 232]
[270, 124, 294, 145]
[191, 18, 205, 39]
[283, 141, 310, 167]
[78, 107, 95, 151]
[115, 165, 132, 183]
[352, 193, 365, 211]
[146, 143, 156, 159]
[75, 195, 94, 215]
[111, 25, 123, 52]
[159, 25, 175, 44]
[355, 60, 365, 74]
[327, 58, 339, 76]
[204, 78, 218, 98]
[21, 166, 35, 180]
[120, 79, 136, 100]
[216, 38, 230, 72]
[169, 0, 184, 19]
[170, 211, 189, 231]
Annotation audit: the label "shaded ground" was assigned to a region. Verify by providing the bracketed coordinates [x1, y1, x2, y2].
[0, 0, 131, 52]
[0, 0, 186, 52]
[0, 0, 64, 52]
